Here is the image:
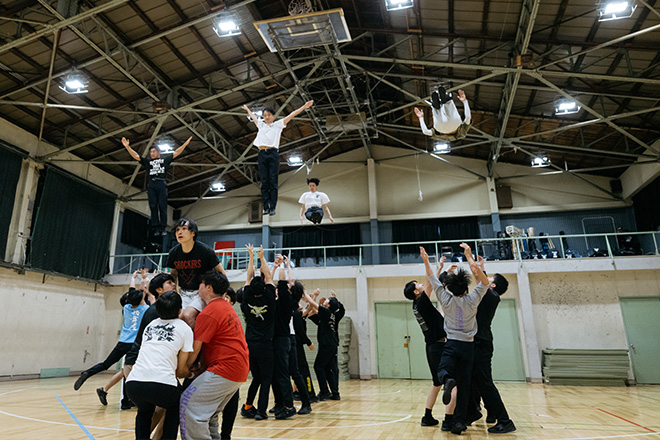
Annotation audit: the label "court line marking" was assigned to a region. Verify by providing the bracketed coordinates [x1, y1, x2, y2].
[340, 389, 402, 396]
[597, 408, 656, 433]
[54, 393, 97, 440]
[233, 414, 413, 429]
[547, 433, 660, 440]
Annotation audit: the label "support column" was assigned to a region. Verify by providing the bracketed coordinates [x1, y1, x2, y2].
[7, 159, 40, 265]
[261, 215, 271, 259]
[516, 266, 543, 382]
[107, 201, 121, 275]
[367, 158, 380, 264]
[355, 268, 372, 379]
[487, 177, 502, 235]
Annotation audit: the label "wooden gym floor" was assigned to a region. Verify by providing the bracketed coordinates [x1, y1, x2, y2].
[1, 375, 659, 439]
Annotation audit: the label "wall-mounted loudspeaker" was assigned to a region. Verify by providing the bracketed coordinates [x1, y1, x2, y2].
[248, 200, 263, 223]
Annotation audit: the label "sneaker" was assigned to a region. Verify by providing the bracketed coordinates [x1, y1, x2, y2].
[431, 91, 441, 109]
[421, 415, 439, 426]
[442, 378, 456, 405]
[441, 419, 453, 431]
[329, 393, 340, 400]
[309, 394, 319, 403]
[466, 411, 482, 426]
[73, 372, 89, 391]
[275, 406, 296, 420]
[486, 415, 497, 424]
[488, 420, 516, 434]
[293, 391, 301, 401]
[317, 392, 332, 401]
[297, 404, 312, 415]
[262, 207, 269, 215]
[96, 387, 108, 406]
[254, 411, 268, 420]
[269, 404, 284, 414]
[269, 208, 276, 216]
[241, 405, 257, 418]
[120, 400, 135, 410]
[451, 421, 467, 435]
[438, 86, 452, 104]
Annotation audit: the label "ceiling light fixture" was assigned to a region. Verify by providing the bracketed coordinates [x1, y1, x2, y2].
[60, 72, 88, 94]
[598, 0, 636, 21]
[433, 142, 451, 154]
[210, 182, 226, 192]
[554, 96, 581, 115]
[156, 138, 174, 153]
[287, 156, 303, 166]
[531, 156, 551, 168]
[385, 0, 414, 11]
[214, 15, 241, 37]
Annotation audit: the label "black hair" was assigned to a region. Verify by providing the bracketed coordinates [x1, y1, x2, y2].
[403, 281, 417, 300]
[120, 291, 130, 307]
[263, 107, 275, 116]
[328, 297, 340, 313]
[174, 218, 198, 241]
[156, 291, 182, 319]
[290, 281, 305, 302]
[444, 268, 470, 297]
[200, 270, 229, 296]
[149, 145, 158, 151]
[236, 287, 244, 304]
[307, 178, 320, 186]
[492, 273, 509, 295]
[127, 288, 144, 306]
[225, 287, 236, 305]
[149, 273, 174, 297]
[249, 276, 266, 296]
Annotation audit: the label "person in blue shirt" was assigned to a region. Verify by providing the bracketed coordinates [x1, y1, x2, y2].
[74, 273, 150, 393]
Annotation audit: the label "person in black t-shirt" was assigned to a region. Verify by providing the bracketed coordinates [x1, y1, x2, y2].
[467, 259, 516, 434]
[404, 248, 449, 428]
[122, 136, 191, 236]
[240, 244, 277, 421]
[166, 218, 225, 327]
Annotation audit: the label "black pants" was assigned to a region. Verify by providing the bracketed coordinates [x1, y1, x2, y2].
[437, 339, 475, 424]
[125, 381, 180, 440]
[245, 340, 274, 413]
[288, 335, 311, 405]
[221, 390, 239, 440]
[272, 336, 293, 407]
[468, 339, 510, 422]
[85, 341, 133, 377]
[147, 179, 168, 228]
[426, 341, 446, 387]
[314, 344, 339, 395]
[305, 207, 323, 224]
[257, 148, 279, 210]
[296, 342, 316, 397]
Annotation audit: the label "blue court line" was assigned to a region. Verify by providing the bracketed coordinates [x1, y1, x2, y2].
[54, 394, 96, 440]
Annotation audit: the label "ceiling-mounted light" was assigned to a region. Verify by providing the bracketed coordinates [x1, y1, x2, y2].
[60, 72, 88, 94]
[598, 0, 637, 21]
[246, 108, 263, 121]
[385, 0, 414, 11]
[156, 138, 174, 153]
[531, 156, 551, 168]
[213, 14, 241, 37]
[554, 96, 581, 115]
[287, 156, 303, 166]
[433, 142, 450, 154]
[210, 182, 226, 192]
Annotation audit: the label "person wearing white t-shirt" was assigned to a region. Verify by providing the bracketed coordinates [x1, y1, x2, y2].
[298, 178, 334, 225]
[126, 291, 194, 440]
[414, 88, 471, 142]
[242, 100, 314, 216]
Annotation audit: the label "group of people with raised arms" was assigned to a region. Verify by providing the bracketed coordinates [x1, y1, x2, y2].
[403, 244, 516, 435]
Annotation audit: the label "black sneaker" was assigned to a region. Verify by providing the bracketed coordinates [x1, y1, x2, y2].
[442, 378, 456, 405]
[254, 411, 268, 420]
[262, 208, 269, 215]
[329, 393, 340, 400]
[431, 91, 441, 109]
[241, 405, 257, 418]
[309, 394, 319, 403]
[441, 419, 453, 431]
[120, 400, 135, 410]
[438, 86, 452, 104]
[269, 405, 284, 414]
[269, 208, 276, 216]
[293, 391, 301, 401]
[486, 415, 496, 424]
[421, 415, 439, 426]
[488, 420, 516, 434]
[466, 411, 482, 426]
[96, 387, 108, 406]
[317, 392, 332, 401]
[275, 406, 296, 420]
[298, 404, 312, 415]
[451, 421, 467, 435]
[73, 372, 89, 391]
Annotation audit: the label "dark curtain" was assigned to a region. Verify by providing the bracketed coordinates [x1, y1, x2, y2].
[0, 147, 23, 261]
[283, 223, 362, 263]
[392, 217, 479, 253]
[30, 168, 115, 280]
[633, 175, 660, 231]
[121, 209, 149, 248]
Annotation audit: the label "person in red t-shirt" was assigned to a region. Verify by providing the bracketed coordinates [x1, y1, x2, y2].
[179, 271, 249, 440]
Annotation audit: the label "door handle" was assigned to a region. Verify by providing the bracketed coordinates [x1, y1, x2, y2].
[630, 344, 636, 353]
[404, 335, 410, 348]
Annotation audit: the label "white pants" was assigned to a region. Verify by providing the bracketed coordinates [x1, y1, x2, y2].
[432, 100, 461, 134]
[180, 289, 204, 312]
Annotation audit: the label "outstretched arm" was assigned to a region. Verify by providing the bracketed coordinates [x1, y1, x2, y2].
[460, 242, 488, 285]
[322, 204, 334, 224]
[258, 246, 274, 285]
[458, 90, 471, 124]
[300, 204, 305, 224]
[283, 100, 314, 126]
[121, 137, 141, 161]
[173, 136, 192, 159]
[245, 244, 254, 286]
[414, 107, 433, 136]
[242, 105, 259, 125]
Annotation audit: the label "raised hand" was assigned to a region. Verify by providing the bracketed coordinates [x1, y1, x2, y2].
[245, 243, 254, 253]
[257, 245, 264, 259]
[414, 107, 424, 118]
[419, 246, 429, 260]
[303, 100, 314, 109]
[121, 137, 130, 148]
[457, 89, 467, 102]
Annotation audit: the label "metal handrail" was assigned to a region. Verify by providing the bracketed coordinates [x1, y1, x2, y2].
[108, 231, 660, 274]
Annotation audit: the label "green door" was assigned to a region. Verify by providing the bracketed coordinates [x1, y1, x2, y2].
[406, 304, 432, 379]
[619, 297, 660, 384]
[491, 299, 526, 381]
[375, 303, 411, 378]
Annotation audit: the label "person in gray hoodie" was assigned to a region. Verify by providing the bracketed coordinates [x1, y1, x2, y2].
[425, 242, 488, 435]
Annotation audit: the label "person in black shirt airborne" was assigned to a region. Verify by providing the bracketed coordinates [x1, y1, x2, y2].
[467, 258, 516, 434]
[122, 135, 191, 236]
[403, 247, 449, 428]
[240, 244, 277, 421]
